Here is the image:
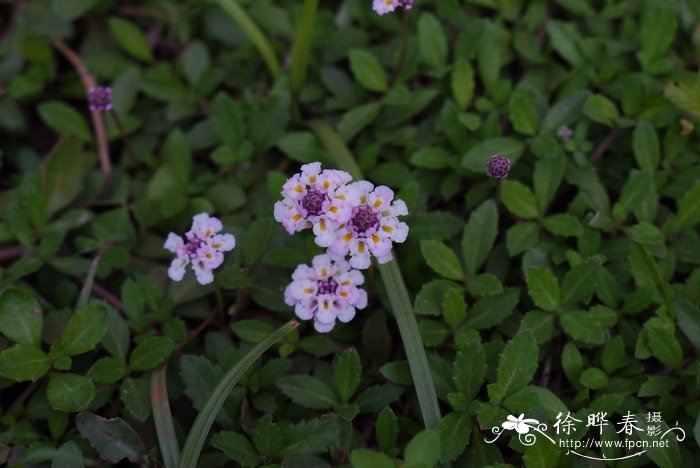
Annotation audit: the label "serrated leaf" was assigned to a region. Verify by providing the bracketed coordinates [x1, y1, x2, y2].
[462, 199, 498, 276]
[501, 180, 539, 219]
[0, 288, 43, 346]
[129, 336, 174, 371]
[489, 331, 539, 403]
[51, 303, 109, 358]
[211, 432, 260, 466]
[348, 49, 388, 92]
[453, 339, 486, 400]
[438, 412, 471, 462]
[276, 375, 337, 409]
[525, 267, 560, 312]
[335, 347, 361, 402]
[375, 407, 398, 453]
[421, 240, 464, 280]
[48, 373, 95, 412]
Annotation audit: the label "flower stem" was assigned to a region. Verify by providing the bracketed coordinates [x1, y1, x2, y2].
[213, 0, 281, 79]
[309, 119, 442, 430]
[290, 0, 319, 92]
[389, 9, 410, 87]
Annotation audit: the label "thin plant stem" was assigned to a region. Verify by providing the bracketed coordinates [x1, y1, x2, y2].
[213, 0, 281, 78]
[151, 363, 180, 468]
[291, 0, 319, 92]
[50, 39, 112, 188]
[76, 252, 101, 309]
[389, 9, 410, 87]
[308, 119, 443, 430]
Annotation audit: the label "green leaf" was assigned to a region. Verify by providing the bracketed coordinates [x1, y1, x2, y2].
[211, 432, 260, 467]
[579, 367, 608, 389]
[489, 331, 539, 403]
[253, 414, 284, 457]
[666, 182, 700, 232]
[583, 94, 619, 126]
[418, 13, 448, 71]
[533, 156, 566, 213]
[415, 279, 461, 316]
[453, 339, 486, 400]
[335, 347, 361, 402]
[421, 240, 464, 281]
[76, 412, 146, 463]
[276, 375, 338, 409]
[632, 120, 660, 171]
[182, 40, 210, 85]
[51, 303, 109, 358]
[404, 430, 440, 467]
[0, 288, 43, 346]
[508, 87, 539, 135]
[129, 337, 174, 371]
[506, 222, 539, 256]
[452, 61, 475, 110]
[88, 357, 126, 384]
[281, 418, 341, 456]
[375, 407, 398, 453]
[464, 288, 519, 329]
[663, 78, 700, 116]
[51, 441, 84, 468]
[348, 49, 388, 92]
[50, 0, 100, 21]
[442, 289, 467, 328]
[48, 373, 95, 412]
[612, 170, 655, 221]
[438, 412, 471, 462]
[601, 336, 626, 374]
[350, 449, 394, 468]
[410, 147, 450, 170]
[0, 344, 51, 381]
[630, 222, 664, 245]
[501, 180, 539, 219]
[560, 310, 607, 345]
[120, 377, 151, 422]
[644, 317, 682, 369]
[354, 384, 404, 413]
[42, 137, 92, 216]
[243, 218, 274, 266]
[38, 102, 91, 141]
[525, 267, 560, 312]
[547, 20, 585, 66]
[467, 273, 503, 297]
[542, 214, 582, 237]
[675, 299, 700, 349]
[232, 319, 276, 343]
[108, 17, 154, 62]
[561, 261, 601, 305]
[101, 309, 130, 364]
[462, 199, 498, 276]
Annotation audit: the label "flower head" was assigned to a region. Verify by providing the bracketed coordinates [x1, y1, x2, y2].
[486, 154, 512, 179]
[274, 162, 353, 247]
[88, 86, 113, 112]
[373, 0, 399, 15]
[330, 181, 409, 269]
[284, 254, 368, 332]
[558, 126, 573, 141]
[164, 213, 236, 285]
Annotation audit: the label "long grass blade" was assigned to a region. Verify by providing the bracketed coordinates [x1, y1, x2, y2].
[178, 320, 299, 468]
[213, 0, 281, 78]
[150, 363, 180, 468]
[291, 0, 319, 92]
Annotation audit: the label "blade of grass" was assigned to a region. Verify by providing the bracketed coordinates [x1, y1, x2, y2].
[308, 119, 442, 430]
[151, 363, 180, 468]
[179, 320, 299, 468]
[291, 0, 319, 92]
[76, 253, 101, 308]
[213, 0, 281, 78]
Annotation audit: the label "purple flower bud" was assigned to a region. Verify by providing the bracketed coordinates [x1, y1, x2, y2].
[486, 154, 512, 179]
[399, 0, 414, 9]
[88, 86, 112, 112]
[558, 126, 573, 141]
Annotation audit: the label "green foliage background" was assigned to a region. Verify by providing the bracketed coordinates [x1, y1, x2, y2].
[1, 0, 700, 466]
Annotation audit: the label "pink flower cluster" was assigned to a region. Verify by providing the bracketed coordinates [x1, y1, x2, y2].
[274, 163, 409, 270]
[284, 254, 367, 332]
[373, 0, 413, 15]
[164, 213, 236, 285]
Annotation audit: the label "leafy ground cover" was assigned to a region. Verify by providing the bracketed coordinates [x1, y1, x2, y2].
[1, 0, 700, 466]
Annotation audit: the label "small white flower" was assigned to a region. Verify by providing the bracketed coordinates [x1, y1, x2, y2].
[502, 414, 540, 434]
